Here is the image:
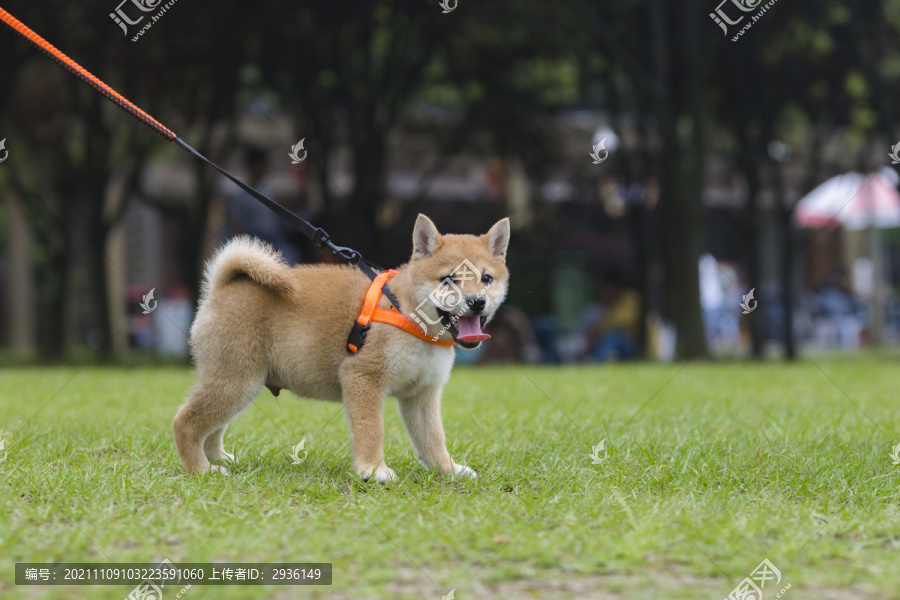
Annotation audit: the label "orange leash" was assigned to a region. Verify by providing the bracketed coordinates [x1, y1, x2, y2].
[0, 6, 404, 308]
[347, 271, 455, 353]
[2, 6, 453, 354]
[0, 7, 177, 142]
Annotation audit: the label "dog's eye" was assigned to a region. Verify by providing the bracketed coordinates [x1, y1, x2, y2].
[481, 274, 493, 284]
[440, 275, 455, 286]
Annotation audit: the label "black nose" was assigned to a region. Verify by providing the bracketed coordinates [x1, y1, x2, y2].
[468, 297, 486, 313]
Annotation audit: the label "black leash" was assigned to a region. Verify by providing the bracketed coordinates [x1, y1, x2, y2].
[0, 7, 400, 310]
[177, 139, 401, 308]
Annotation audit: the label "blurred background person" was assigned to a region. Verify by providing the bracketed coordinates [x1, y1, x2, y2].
[813, 268, 864, 349]
[473, 305, 542, 365]
[153, 280, 193, 357]
[581, 270, 641, 363]
[226, 146, 302, 264]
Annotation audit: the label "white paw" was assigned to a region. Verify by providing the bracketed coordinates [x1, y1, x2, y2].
[219, 451, 235, 464]
[360, 465, 398, 484]
[451, 463, 477, 480]
[208, 464, 229, 476]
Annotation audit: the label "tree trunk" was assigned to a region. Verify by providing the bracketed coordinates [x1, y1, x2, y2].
[741, 141, 764, 359]
[82, 93, 114, 360]
[187, 147, 215, 306]
[350, 120, 387, 257]
[651, 0, 707, 358]
[35, 220, 70, 361]
[773, 157, 795, 360]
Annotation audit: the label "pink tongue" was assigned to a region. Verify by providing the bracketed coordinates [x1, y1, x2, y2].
[456, 316, 490, 342]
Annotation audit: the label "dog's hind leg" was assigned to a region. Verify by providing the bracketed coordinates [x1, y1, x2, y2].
[173, 375, 262, 475]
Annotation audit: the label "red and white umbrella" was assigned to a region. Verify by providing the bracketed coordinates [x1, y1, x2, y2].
[794, 166, 900, 345]
[795, 167, 900, 230]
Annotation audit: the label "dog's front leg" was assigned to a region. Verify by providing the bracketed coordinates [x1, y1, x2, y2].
[341, 375, 396, 483]
[398, 386, 476, 480]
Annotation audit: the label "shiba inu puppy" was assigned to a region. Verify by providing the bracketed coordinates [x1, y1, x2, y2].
[174, 214, 510, 482]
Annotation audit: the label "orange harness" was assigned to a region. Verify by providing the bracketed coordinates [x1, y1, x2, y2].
[347, 270, 456, 353]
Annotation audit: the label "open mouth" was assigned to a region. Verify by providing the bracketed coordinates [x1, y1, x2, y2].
[438, 310, 490, 349]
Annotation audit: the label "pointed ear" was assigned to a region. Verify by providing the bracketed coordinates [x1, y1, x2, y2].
[485, 217, 510, 259]
[412, 214, 442, 259]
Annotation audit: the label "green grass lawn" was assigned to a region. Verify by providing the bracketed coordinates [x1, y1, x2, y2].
[1, 356, 899, 599]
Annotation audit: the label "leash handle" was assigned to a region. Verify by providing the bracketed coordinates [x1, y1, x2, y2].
[0, 7, 177, 142]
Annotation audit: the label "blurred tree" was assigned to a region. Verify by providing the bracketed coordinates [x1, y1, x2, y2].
[3, 1, 121, 359]
[573, 0, 710, 358]
[0, 0, 249, 356]
[257, 0, 452, 253]
[708, 0, 900, 358]
[259, 0, 588, 252]
[6, 0, 900, 362]
[124, 0, 249, 304]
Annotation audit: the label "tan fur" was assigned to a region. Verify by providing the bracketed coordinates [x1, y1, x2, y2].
[174, 215, 511, 482]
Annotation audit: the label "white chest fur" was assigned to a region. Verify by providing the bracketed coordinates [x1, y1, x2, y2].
[383, 334, 456, 398]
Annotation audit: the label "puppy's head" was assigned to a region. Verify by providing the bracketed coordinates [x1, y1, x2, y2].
[405, 214, 510, 350]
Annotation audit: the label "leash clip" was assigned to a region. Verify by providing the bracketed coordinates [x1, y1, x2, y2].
[313, 229, 363, 266]
[347, 322, 370, 353]
[311, 228, 330, 248]
[326, 242, 362, 266]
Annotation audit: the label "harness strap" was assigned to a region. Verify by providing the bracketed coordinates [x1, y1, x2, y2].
[348, 271, 455, 353]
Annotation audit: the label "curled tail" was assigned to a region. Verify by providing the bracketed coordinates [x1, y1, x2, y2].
[201, 236, 293, 300]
